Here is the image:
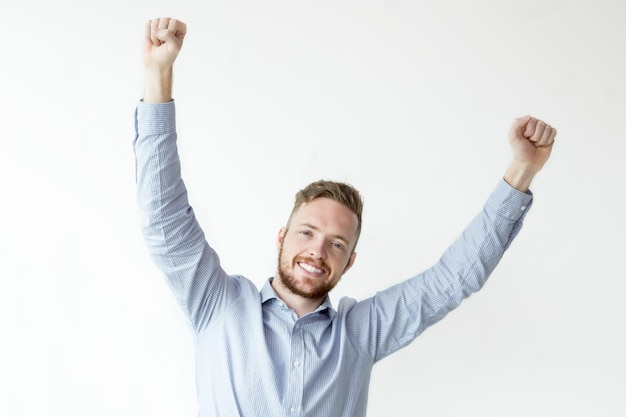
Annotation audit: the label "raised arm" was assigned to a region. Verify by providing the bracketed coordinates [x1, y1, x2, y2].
[347, 116, 557, 362]
[134, 18, 237, 333]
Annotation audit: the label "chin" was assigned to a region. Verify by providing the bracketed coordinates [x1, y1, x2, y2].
[281, 272, 330, 299]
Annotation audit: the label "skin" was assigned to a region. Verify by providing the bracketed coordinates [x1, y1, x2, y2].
[143, 17, 186, 104]
[143, 17, 557, 318]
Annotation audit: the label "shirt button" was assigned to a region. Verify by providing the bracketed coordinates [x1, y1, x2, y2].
[290, 406, 297, 413]
[293, 359, 300, 367]
[520, 205, 527, 211]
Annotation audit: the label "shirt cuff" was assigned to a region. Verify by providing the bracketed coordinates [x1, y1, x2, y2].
[136, 100, 176, 135]
[486, 179, 534, 221]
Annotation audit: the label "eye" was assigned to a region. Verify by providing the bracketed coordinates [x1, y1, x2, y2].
[331, 241, 345, 251]
[299, 230, 312, 237]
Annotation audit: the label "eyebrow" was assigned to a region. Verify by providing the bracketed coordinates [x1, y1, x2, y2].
[300, 223, 351, 246]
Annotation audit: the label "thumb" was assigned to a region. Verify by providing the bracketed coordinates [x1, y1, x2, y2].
[509, 115, 530, 140]
[515, 115, 531, 129]
[152, 27, 179, 46]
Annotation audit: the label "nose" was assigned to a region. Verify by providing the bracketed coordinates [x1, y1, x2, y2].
[308, 238, 327, 260]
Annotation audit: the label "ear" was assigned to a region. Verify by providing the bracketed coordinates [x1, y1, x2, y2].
[276, 227, 286, 250]
[342, 252, 357, 274]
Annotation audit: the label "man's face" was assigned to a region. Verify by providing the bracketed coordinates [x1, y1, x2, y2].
[276, 197, 358, 301]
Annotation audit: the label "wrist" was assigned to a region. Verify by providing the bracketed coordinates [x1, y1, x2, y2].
[503, 160, 539, 193]
[144, 67, 173, 103]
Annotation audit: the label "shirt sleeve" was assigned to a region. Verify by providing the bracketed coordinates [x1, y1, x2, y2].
[133, 100, 237, 333]
[345, 180, 533, 362]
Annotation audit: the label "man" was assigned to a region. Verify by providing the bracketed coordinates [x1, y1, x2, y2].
[134, 17, 556, 417]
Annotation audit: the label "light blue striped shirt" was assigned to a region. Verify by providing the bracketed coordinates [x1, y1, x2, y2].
[134, 101, 533, 417]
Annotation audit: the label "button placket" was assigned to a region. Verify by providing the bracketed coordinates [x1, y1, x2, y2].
[284, 321, 305, 415]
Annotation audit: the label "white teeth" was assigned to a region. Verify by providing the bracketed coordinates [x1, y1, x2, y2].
[299, 262, 323, 274]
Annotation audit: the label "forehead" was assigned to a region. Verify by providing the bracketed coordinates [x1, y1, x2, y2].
[291, 198, 358, 237]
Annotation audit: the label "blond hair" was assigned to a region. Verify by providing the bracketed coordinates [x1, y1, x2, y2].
[288, 180, 363, 247]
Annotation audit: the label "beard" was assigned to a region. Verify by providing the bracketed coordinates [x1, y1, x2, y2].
[277, 243, 337, 300]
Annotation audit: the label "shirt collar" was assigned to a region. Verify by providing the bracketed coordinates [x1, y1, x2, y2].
[260, 278, 336, 320]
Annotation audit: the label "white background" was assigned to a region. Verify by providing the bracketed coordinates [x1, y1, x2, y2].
[1, 0, 625, 416]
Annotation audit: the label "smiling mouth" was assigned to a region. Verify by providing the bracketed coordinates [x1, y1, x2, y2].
[298, 262, 325, 275]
